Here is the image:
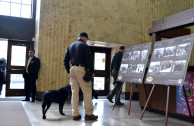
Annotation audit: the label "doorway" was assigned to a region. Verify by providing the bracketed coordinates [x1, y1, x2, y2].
[6, 40, 32, 96]
[90, 47, 111, 96]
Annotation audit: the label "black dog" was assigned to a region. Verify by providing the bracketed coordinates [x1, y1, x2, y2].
[42, 85, 71, 119]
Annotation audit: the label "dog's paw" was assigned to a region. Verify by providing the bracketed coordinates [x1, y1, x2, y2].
[42, 116, 46, 119]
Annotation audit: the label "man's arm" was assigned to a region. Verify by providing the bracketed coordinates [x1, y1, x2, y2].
[64, 47, 71, 74]
[83, 45, 94, 73]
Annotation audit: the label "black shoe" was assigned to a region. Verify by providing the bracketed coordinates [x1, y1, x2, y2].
[93, 94, 98, 99]
[85, 114, 98, 120]
[22, 99, 30, 101]
[31, 100, 35, 102]
[73, 115, 81, 121]
[106, 96, 113, 103]
[116, 102, 124, 105]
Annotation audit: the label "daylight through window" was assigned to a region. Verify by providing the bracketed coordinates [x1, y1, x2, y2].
[0, 0, 32, 19]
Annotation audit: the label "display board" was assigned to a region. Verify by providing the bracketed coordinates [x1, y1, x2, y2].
[117, 43, 151, 84]
[145, 34, 194, 86]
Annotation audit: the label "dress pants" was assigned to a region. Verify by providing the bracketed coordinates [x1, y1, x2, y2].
[108, 69, 122, 102]
[70, 66, 93, 116]
[0, 82, 3, 95]
[24, 74, 37, 100]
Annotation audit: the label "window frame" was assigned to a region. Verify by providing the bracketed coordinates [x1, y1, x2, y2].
[0, 0, 33, 19]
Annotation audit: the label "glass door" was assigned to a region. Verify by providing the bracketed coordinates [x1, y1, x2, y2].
[90, 47, 111, 96]
[6, 40, 31, 96]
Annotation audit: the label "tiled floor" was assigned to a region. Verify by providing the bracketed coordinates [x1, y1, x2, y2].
[21, 99, 193, 126]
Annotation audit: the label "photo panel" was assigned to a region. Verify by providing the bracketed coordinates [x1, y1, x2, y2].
[117, 43, 151, 84]
[145, 34, 194, 86]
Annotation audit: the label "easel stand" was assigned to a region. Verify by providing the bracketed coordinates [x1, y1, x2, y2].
[139, 85, 193, 126]
[128, 84, 137, 115]
[112, 83, 151, 115]
[128, 83, 151, 115]
[112, 82, 124, 110]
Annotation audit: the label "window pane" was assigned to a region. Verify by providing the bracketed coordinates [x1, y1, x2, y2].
[11, 45, 26, 66]
[21, 4, 31, 18]
[11, 0, 21, 4]
[10, 74, 24, 89]
[1, 0, 10, 2]
[94, 52, 106, 70]
[94, 77, 105, 90]
[22, 0, 31, 5]
[11, 3, 21, 17]
[0, 2, 10, 16]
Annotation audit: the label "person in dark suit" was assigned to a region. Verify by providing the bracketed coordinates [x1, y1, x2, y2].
[107, 46, 125, 105]
[22, 49, 40, 102]
[0, 58, 6, 95]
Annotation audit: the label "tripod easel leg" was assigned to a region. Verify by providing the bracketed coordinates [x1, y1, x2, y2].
[183, 85, 193, 123]
[143, 83, 151, 111]
[128, 84, 136, 115]
[165, 86, 170, 126]
[112, 83, 124, 110]
[140, 85, 155, 120]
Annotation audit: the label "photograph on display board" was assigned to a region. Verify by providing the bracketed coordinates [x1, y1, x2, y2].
[176, 43, 190, 56]
[135, 64, 145, 73]
[119, 64, 128, 74]
[123, 52, 133, 60]
[127, 64, 136, 73]
[163, 46, 176, 57]
[141, 50, 148, 61]
[152, 48, 164, 59]
[148, 62, 161, 73]
[145, 34, 194, 86]
[132, 51, 140, 60]
[172, 60, 186, 72]
[159, 60, 173, 72]
[117, 43, 151, 84]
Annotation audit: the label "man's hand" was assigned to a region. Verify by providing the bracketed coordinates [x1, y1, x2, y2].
[67, 73, 70, 78]
[92, 73, 95, 78]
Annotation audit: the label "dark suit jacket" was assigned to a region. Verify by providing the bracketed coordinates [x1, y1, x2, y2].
[0, 58, 6, 84]
[23, 56, 40, 79]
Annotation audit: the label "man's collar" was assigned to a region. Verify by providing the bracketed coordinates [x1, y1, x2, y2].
[78, 39, 84, 42]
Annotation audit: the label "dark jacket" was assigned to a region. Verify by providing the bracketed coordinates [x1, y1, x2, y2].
[23, 56, 40, 79]
[64, 39, 94, 73]
[0, 58, 6, 84]
[111, 51, 123, 72]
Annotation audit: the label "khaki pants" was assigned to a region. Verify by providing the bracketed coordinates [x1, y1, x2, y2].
[70, 66, 93, 116]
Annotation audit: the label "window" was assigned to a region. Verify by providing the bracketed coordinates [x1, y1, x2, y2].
[11, 45, 26, 66]
[94, 52, 106, 70]
[0, 0, 33, 19]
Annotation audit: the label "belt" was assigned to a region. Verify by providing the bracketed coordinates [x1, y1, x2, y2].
[72, 64, 85, 67]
